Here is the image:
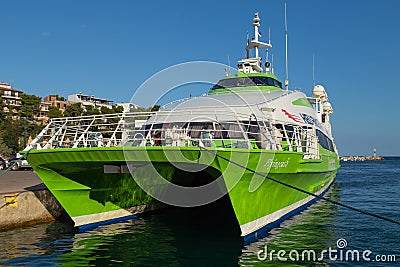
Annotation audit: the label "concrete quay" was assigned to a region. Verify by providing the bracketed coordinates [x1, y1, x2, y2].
[0, 171, 66, 231]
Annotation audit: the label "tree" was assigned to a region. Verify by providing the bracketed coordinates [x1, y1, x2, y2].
[84, 105, 101, 116]
[100, 106, 114, 115]
[112, 105, 124, 113]
[47, 106, 63, 118]
[150, 105, 160, 112]
[0, 118, 22, 155]
[0, 90, 5, 119]
[0, 136, 12, 158]
[64, 103, 83, 117]
[20, 93, 41, 119]
[27, 120, 44, 140]
[54, 94, 66, 101]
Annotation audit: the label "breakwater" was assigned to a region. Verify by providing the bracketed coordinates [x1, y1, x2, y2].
[339, 156, 384, 162]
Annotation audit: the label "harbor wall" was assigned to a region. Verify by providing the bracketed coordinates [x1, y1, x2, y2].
[0, 188, 66, 231]
[0, 172, 66, 231]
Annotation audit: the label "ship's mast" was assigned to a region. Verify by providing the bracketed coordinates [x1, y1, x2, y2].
[253, 12, 260, 59]
[238, 12, 272, 74]
[284, 2, 289, 90]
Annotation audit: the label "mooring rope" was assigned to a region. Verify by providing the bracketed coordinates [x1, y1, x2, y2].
[199, 146, 400, 226]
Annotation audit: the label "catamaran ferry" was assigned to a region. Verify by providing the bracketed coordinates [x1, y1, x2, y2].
[25, 11, 339, 242]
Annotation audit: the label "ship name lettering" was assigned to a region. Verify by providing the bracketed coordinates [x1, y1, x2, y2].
[265, 158, 290, 169]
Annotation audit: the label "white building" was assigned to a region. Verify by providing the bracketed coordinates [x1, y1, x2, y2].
[0, 82, 23, 114]
[68, 93, 113, 110]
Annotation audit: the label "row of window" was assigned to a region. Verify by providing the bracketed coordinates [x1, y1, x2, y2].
[3, 99, 22, 105]
[211, 76, 283, 90]
[2, 91, 19, 97]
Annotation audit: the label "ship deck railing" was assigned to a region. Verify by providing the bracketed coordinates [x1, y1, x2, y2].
[25, 111, 320, 159]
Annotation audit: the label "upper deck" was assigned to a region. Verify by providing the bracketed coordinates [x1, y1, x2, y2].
[23, 108, 338, 161]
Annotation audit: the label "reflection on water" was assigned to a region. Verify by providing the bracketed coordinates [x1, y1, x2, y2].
[0, 187, 340, 267]
[239, 184, 340, 266]
[0, 195, 244, 266]
[0, 222, 75, 266]
[1, 159, 400, 266]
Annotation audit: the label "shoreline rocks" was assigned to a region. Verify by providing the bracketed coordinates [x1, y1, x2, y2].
[339, 156, 384, 162]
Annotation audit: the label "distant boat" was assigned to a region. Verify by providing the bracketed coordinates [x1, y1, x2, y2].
[25, 10, 340, 242]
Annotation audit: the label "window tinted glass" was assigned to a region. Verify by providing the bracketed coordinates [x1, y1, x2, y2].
[211, 77, 283, 90]
[267, 77, 274, 86]
[253, 77, 268, 85]
[316, 130, 334, 152]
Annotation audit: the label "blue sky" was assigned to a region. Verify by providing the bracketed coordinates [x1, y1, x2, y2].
[1, 0, 399, 156]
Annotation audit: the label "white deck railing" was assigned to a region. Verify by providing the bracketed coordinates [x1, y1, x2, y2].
[25, 111, 319, 159]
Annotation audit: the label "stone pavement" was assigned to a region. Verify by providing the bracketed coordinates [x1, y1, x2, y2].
[0, 170, 45, 195]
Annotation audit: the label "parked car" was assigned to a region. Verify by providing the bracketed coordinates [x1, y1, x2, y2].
[8, 155, 32, 171]
[0, 157, 7, 170]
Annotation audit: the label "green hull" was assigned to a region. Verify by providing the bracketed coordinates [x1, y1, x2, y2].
[26, 146, 339, 236]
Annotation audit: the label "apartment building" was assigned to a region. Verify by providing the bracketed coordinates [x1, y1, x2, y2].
[38, 95, 72, 121]
[0, 82, 23, 114]
[68, 93, 113, 110]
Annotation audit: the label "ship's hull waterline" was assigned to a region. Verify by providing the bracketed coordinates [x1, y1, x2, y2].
[27, 146, 339, 238]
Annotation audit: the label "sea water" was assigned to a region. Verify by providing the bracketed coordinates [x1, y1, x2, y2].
[1, 158, 399, 266]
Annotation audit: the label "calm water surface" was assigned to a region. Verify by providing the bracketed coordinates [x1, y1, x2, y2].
[1, 158, 399, 266]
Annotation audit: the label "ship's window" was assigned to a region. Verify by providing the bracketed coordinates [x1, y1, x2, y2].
[274, 79, 283, 88]
[284, 125, 295, 139]
[211, 77, 283, 90]
[211, 78, 238, 89]
[213, 123, 228, 139]
[236, 77, 254, 87]
[242, 120, 260, 139]
[316, 129, 334, 152]
[267, 77, 275, 86]
[252, 77, 268, 85]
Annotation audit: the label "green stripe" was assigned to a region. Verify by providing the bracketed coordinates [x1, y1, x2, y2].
[292, 98, 313, 108]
